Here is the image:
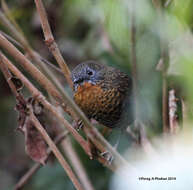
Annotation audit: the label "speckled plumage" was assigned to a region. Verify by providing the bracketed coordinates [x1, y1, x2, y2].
[71, 61, 133, 128]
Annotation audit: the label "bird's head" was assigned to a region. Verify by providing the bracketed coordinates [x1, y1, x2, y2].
[71, 61, 106, 91]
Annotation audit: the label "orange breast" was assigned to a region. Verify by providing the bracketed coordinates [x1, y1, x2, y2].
[73, 81, 123, 125]
[74, 82, 104, 117]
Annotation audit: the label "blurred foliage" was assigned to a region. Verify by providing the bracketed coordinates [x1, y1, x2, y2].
[0, 0, 193, 189]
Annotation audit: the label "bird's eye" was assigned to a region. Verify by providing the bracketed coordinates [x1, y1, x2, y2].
[87, 70, 93, 76]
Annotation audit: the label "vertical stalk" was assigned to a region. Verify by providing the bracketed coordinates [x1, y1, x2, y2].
[130, 0, 138, 124]
[152, 0, 170, 132]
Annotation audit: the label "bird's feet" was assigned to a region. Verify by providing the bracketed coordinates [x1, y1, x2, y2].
[100, 151, 114, 165]
[72, 120, 84, 131]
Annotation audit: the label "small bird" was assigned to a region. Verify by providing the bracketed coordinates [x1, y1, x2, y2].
[71, 60, 133, 130]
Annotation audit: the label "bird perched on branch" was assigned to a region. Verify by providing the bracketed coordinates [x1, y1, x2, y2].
[71, 60, 133, 130]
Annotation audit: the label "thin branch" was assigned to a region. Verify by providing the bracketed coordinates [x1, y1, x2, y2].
[0, 30, 22, 48]
[181, 99, 188, 129]
[0, 32, 62, 102]
[0, 10, 76, 117]
[61, 137, 95, 190]
[53, 106, 95, 190]
[29, 109, 83, 190]
[0, 9, 63, 76]
[0, 30, 64, 77]
[152, 1, 170, 132]
[130, 1, 138, 123]
[162, 74, 169, 132]
[0, 9, 28, 48]
[34, 0, 73, 88]
[1, 0, 24, 36]
[15, 163, 40, 190]
[169, 89, 180, 133]
[0, 57, 18, 97]
[129, 1, 151, 146]
[164, 0, 173, 7]
[130, 1, 142, 141]
[88, 126, 128, 166]
[152, 0, 161, 9]
[14, 131, 69, 190]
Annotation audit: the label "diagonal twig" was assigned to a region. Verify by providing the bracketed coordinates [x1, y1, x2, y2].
[34, 0, 73, 88]
[29, 108, 83, 190]
[14, 131, 69, 190]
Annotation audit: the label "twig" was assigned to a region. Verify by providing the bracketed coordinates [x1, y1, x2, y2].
[14, 131, 69, 190]
[130, 1, 141, 141]
[15, 164, 40, 190]
[152, 1, 170, 132]
[0, 56, 19, 97]
[34, 0, 73, 88]
[49, 101, 95, 190]
[162, 73, 169, 132]
[130, 1, 139, 132]
[152, 0, 161, 9]
[169, 89, 180, 133]
[130, 1, 138, 107]
[0, 10, 28, 49]
[0, 31, 64, 74]
[0, 10, 76, 118]
[29, 109, 83, 190]
[181, 99, 188, 129]
[0, 9, 63, 76]
[0, 32, 62, 102]
[61, 137, 95, 190]
[1, 0, 24, 36]
[88, 126, 128, 167]
[126, 127, 139, 143]
[82, 126, 116, 171]
[0, 30, 22, 48]
[54, 106, 95, 190]
[164, 0, 173, 7]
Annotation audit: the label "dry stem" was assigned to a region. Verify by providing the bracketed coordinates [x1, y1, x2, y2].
[14, 131, 69, 190]
[152, 1, 170, 132]
[29, 110, 83, 190]
[34, 0, 73, 88]
[0, 33, 62, 102]
[61, 137, 95, 190]
[169, 89, 180, 133]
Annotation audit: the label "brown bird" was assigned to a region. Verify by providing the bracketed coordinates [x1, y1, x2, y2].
[71, 60, 133, 130]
